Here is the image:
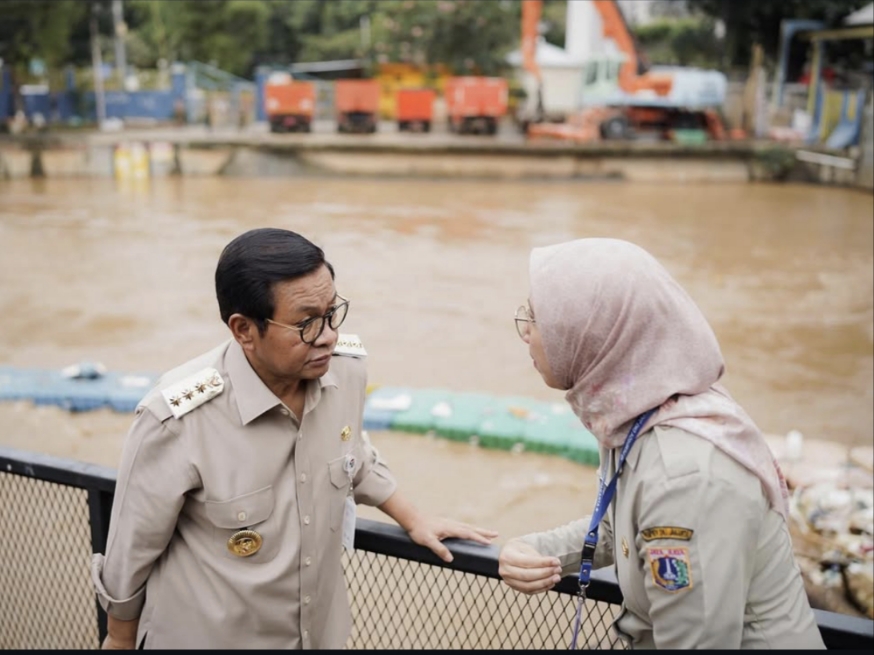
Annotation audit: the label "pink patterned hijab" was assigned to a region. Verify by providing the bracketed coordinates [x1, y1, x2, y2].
[529, 238, 789, 518]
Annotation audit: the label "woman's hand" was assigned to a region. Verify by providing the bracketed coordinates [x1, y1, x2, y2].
[498, 539, 563, 595]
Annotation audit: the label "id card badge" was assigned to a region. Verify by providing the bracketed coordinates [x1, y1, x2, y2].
[342, 495, 356, 552]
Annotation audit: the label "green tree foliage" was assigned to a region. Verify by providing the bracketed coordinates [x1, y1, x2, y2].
[633, 17, 723, 68]
[0, 0, 86, 111]
[271, 0, 521, 76]
[541, 0, 568, 49]
[364, 0, 519, 75]
[690, 0, 871, 68]
[0, 0, 86, 72]
[1, 0, 552, 80]
[163, 0, 271, 77]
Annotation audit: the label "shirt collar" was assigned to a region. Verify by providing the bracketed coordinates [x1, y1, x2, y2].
[225, 339, 339, 426]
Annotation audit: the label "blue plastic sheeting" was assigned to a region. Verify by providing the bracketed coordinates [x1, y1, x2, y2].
[0, 367, 157, 414]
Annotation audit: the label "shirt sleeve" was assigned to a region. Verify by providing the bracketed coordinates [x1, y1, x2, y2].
[517, 511, 615, 577]
[637, 471, 762, 649]
[348, 365, 397, 506]
[351, 428, 398, 507]
[91, 407, 198, 620]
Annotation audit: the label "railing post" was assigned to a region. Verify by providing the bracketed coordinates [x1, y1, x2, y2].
[88, 488, 114, 645]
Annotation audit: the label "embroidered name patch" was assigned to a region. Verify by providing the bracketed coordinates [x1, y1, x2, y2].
[641, 526, 694, 542]
[648, 547, 693, 592]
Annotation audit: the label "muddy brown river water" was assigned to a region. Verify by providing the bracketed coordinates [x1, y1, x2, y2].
[0, 176, 871, 543]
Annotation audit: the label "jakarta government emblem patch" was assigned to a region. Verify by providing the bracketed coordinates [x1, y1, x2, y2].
[647, 547, 693, 592]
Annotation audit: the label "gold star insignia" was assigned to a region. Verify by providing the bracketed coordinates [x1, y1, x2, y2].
[195, 383, 207, 394]
[182, 389, 194, 401]
[169, 396, 181, 407]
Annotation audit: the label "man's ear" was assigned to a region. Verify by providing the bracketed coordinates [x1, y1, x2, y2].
[228, 313, 258, 351]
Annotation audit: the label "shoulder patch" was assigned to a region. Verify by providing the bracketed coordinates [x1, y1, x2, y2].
[160, 367, 224, 419]
[333, 333, 367, 358]
[641, 526, 694, 542]
[648, 547, 693, 593]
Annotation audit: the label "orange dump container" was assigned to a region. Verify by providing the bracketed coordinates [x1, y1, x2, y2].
[397, 89, 435, 121]
[335, 79, 380, 133]
[444, 77, 508, 135]
[265, 78, 315, 133]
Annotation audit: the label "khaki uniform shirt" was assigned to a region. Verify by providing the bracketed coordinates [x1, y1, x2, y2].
[91, 338, 397, 649]
[520, 425, 825, 650]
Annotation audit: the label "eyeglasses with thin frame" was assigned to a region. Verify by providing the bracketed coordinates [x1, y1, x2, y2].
[514, 304, 535, 340]
[266, 294, 350, 345]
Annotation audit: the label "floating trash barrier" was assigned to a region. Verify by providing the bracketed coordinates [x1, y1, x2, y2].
[0, 367, 602, 468]
[363, 386, 600, 467]
[0, 363, 158, 414]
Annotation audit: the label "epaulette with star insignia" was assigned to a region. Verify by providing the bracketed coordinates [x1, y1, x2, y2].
[333, 334, 367, 358]
[160, 367, 224, 419]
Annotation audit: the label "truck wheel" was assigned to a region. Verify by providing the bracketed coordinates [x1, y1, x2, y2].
[486, 118, 498, 135]
[399, 121, 407, 132]
[302, 121, 312, 133]
[423, 121, 431, 133]
[600, 116, 630, 140]
[600, 116, 628, 139]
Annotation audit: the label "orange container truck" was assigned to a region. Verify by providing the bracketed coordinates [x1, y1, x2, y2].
[264, 73, 315, 133]
[396, 88, 435, 132]
[445, 77, 508, 135]
[335, 79, 380, 133]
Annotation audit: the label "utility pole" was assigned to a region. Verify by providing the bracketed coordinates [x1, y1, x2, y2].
[90, 3, 106, 128]
[112, 0, 128, 85]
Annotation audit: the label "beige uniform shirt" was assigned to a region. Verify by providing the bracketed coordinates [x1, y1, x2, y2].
[91, 338, 397, 649]
[520, 425, 825, 650]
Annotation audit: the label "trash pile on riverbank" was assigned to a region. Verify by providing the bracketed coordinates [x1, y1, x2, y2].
[767, 432, 874, 619]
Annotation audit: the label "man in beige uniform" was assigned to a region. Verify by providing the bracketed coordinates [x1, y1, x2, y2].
[92, 228, 497, 649]
[499, 426, 825, 649]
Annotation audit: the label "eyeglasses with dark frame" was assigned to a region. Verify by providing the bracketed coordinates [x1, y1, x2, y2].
[266, 294, 350, 345]
[514, 304, 535, 340]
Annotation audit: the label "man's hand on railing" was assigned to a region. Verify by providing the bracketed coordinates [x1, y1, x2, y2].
[498, 539, 563, 595]
[378, 491, 498, 563]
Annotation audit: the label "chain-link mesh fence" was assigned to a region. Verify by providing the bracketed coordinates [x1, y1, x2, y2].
[0, 471, 100, 649]
[2, 449, 872, 650]
[0, 462, 622, 650]
[344, 550, 625, 650]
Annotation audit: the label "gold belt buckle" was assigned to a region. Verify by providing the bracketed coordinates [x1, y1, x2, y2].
[228, 529, 263, 557]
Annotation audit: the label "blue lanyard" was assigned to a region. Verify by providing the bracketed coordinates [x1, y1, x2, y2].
[570, 408, 657, 650]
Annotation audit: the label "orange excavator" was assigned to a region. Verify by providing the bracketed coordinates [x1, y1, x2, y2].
[521, 0, 731, 142]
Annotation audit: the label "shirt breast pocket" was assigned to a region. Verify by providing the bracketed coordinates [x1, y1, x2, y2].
[205, 486, 280, 562]
[328, 455, 356, 532]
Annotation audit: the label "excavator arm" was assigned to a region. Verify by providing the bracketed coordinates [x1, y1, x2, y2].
[521, 0, 544, 122]
[521, 0, 542, 83]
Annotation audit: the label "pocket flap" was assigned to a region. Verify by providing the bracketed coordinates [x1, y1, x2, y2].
[329, 455, 354, 489]
[205, 486, 274, 529]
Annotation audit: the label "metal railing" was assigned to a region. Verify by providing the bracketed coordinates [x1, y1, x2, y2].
[1, 444, 872, 650]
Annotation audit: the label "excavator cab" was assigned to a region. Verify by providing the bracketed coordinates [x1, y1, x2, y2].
[580, 53, 627, 105]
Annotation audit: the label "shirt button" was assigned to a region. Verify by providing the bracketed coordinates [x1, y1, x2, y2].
[303, 630, 309, 640]
[304, 515, 311, 525]
[300, 473, 307, 483]
[304, 595, 311, 605]
[305, 557, 312, 566]
[237, 511, 247, 522]
[280, 408, 289, 416]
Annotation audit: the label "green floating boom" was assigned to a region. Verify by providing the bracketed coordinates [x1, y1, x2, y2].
[365, 386, 601, 468]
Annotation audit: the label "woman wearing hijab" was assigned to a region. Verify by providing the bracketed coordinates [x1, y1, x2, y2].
[498, 238, 824, 649]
